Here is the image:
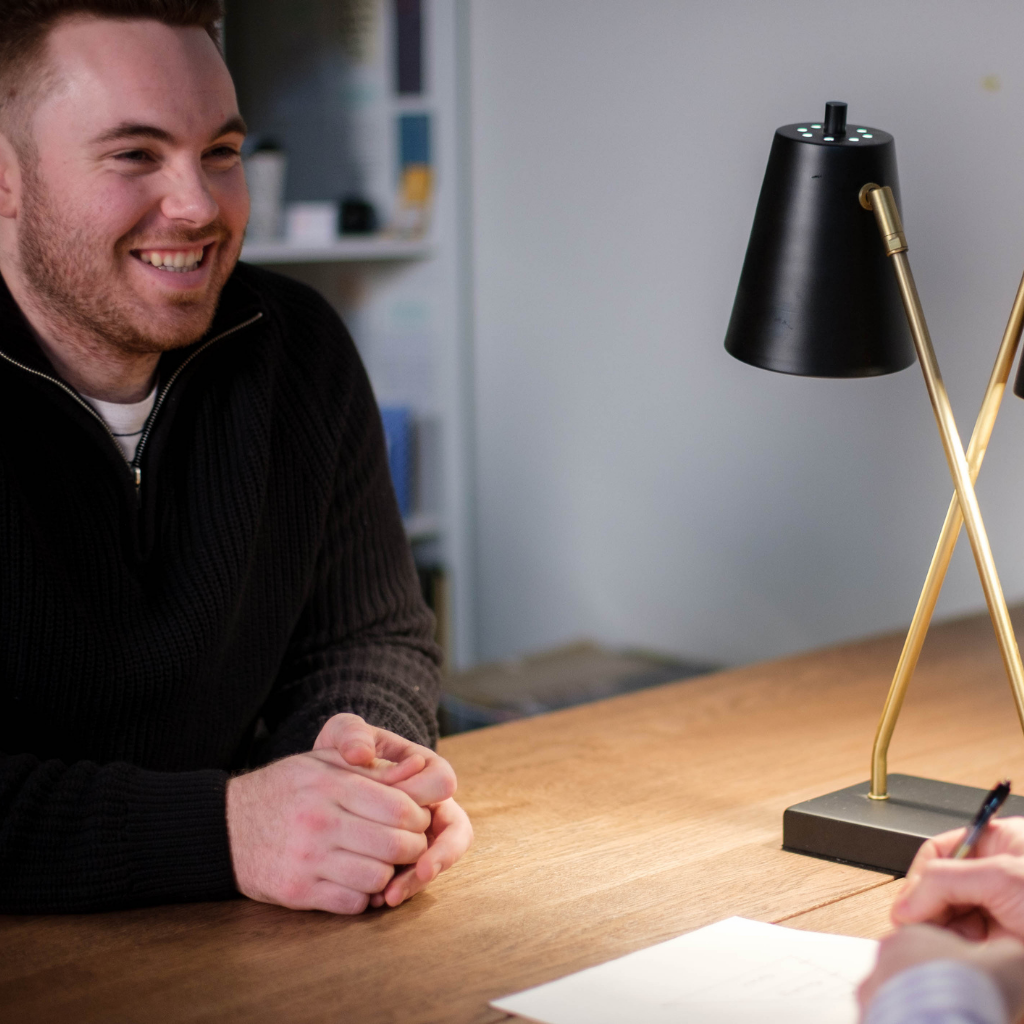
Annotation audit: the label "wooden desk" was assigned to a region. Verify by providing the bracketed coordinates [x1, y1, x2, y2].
[4, 610, 1024, 1024]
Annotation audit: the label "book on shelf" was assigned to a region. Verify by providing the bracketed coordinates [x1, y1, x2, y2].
[394, 0, 423, 95]
[379, 405, 413, 518]
[393, 112, 432, 237]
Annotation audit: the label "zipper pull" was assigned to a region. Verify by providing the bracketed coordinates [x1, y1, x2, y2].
[134, 466, 142, 491]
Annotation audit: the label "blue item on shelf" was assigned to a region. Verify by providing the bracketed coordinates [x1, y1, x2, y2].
[399, 113, 431, 168]
[379, 406, 413, 517]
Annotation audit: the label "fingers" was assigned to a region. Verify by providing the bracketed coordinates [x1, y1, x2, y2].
[893, 855, 1024, 939]
[945, 908, 990, 941]
[324, 766, 431, 832]
[313, 715, 454, 806]
[227, 750, 437, 915]
[360, 729, 457, 806]
[330, 808, 428, 865]
[391, 753, 458, 807]
[905, 830, 967, 881]
[318, 849, 395, 895]
[382, 798, 474, 907]
[338, 754, 427, 787]
[314, 713, 378, 767]
[417, 798, 474, 879]
[378, 754, 426, 785]
[978, 818, 1024, 857]
[907, 819, 1024, 883]
[302, 880, 371, 916]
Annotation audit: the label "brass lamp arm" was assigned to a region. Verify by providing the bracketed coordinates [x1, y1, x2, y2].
[868, 263, 1024, 798]
[860, 186, 1024, 805]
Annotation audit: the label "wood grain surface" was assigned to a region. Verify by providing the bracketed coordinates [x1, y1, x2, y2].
[781, 879, 901, 939]
[3, 609, 1024, 1024]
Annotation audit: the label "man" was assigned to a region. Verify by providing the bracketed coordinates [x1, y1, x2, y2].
[858, 818, 1024, 1024]
[0, 0, 471, 914]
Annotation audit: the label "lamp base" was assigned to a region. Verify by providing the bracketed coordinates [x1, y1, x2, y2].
[783, 774, 1024, 875]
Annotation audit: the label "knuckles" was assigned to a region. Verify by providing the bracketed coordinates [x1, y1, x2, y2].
[369, 862, 396, 892]
[386, 828, 428, 864]
[435, 764, 458, 801]
[396, 801, 430, 833]
[294, 806, 334, 835]
[380, 829, 408, 864]
[279, 875, 314, 907]
[335, 891, 371, 915]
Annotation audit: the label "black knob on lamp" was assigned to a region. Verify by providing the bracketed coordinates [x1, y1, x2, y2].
[824, 100, 848, 138]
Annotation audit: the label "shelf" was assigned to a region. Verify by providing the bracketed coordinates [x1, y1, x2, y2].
[404, 514, 442, 542]
[241, 236, 433, 264]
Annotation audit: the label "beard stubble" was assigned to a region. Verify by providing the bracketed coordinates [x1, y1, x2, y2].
[17, 160, 236, 356]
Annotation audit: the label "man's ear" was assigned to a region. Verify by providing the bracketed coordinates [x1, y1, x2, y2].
[0, 132, 22, 219]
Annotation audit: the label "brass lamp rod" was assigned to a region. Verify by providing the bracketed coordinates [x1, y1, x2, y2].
[860, 186, 1024, 802]
[868, 258, 1024, 799]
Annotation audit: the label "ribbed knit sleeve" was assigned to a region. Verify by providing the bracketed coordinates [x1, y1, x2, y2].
[259, 338, 443, 759]
[0, 754, 235, 913]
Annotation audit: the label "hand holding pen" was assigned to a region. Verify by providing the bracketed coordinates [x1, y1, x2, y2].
[892, 782, 1024, 941]
[952, 780, 1012, 860]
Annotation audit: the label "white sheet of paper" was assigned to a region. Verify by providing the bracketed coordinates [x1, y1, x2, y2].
[491, 916, 879, 1024]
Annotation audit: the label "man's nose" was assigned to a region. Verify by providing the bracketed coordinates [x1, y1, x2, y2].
[159, 160, 220, 225]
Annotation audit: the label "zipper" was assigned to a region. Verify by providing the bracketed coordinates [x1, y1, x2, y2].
[0, 348, 127, 461]
[130, 312, 263, 495]
[0, 311, 263, 498]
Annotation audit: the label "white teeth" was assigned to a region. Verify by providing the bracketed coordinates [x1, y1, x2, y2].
[137, 248, 204, 272]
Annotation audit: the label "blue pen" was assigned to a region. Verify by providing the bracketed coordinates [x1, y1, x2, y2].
[952, 780, 1011, 859]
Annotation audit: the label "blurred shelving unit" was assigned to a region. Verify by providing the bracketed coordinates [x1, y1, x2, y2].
[240, 237, 433, 264]
[225, 0, 475, 669]
[403, 513, 442, 542]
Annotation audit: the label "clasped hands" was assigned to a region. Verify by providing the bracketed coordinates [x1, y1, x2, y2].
[226, 713, 472, 915]
[858, 817, 1024, 1021]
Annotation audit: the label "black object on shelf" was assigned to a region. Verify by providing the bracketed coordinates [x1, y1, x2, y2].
[339, 197, 378, 235]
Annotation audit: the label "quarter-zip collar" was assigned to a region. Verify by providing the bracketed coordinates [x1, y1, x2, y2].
[0, 269, 265, 496]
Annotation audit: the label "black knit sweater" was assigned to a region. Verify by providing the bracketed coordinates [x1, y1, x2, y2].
[0, 263, 441, 913]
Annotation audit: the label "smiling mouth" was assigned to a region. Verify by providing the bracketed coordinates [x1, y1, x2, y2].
[133, 245, 211, 274]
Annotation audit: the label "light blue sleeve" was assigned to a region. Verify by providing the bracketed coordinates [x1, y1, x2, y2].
[865, 960, 1007, 1024]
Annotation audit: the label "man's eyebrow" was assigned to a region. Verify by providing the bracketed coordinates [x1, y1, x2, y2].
[90, 122, 174, 146]
[215, 116, 248, 140]
[88, 116, 248, 147]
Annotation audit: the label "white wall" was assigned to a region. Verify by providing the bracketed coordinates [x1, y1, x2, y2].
[467, 0, 1024, 666]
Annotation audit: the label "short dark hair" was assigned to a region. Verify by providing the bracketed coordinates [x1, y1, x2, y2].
[0, 0, 225, 135]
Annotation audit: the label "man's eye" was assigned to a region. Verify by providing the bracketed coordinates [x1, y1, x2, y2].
[117, 150, 153, 162]
[205, 146, 240, 161]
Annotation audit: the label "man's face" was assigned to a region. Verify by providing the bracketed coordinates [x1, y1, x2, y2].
[10, 17, 249, 354]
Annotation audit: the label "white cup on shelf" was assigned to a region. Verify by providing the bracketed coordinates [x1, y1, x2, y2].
[285, 202, 339, 248]
[244, 146, 287, 242]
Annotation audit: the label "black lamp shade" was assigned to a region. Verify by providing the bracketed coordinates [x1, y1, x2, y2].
[725, 109, 915, 377]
